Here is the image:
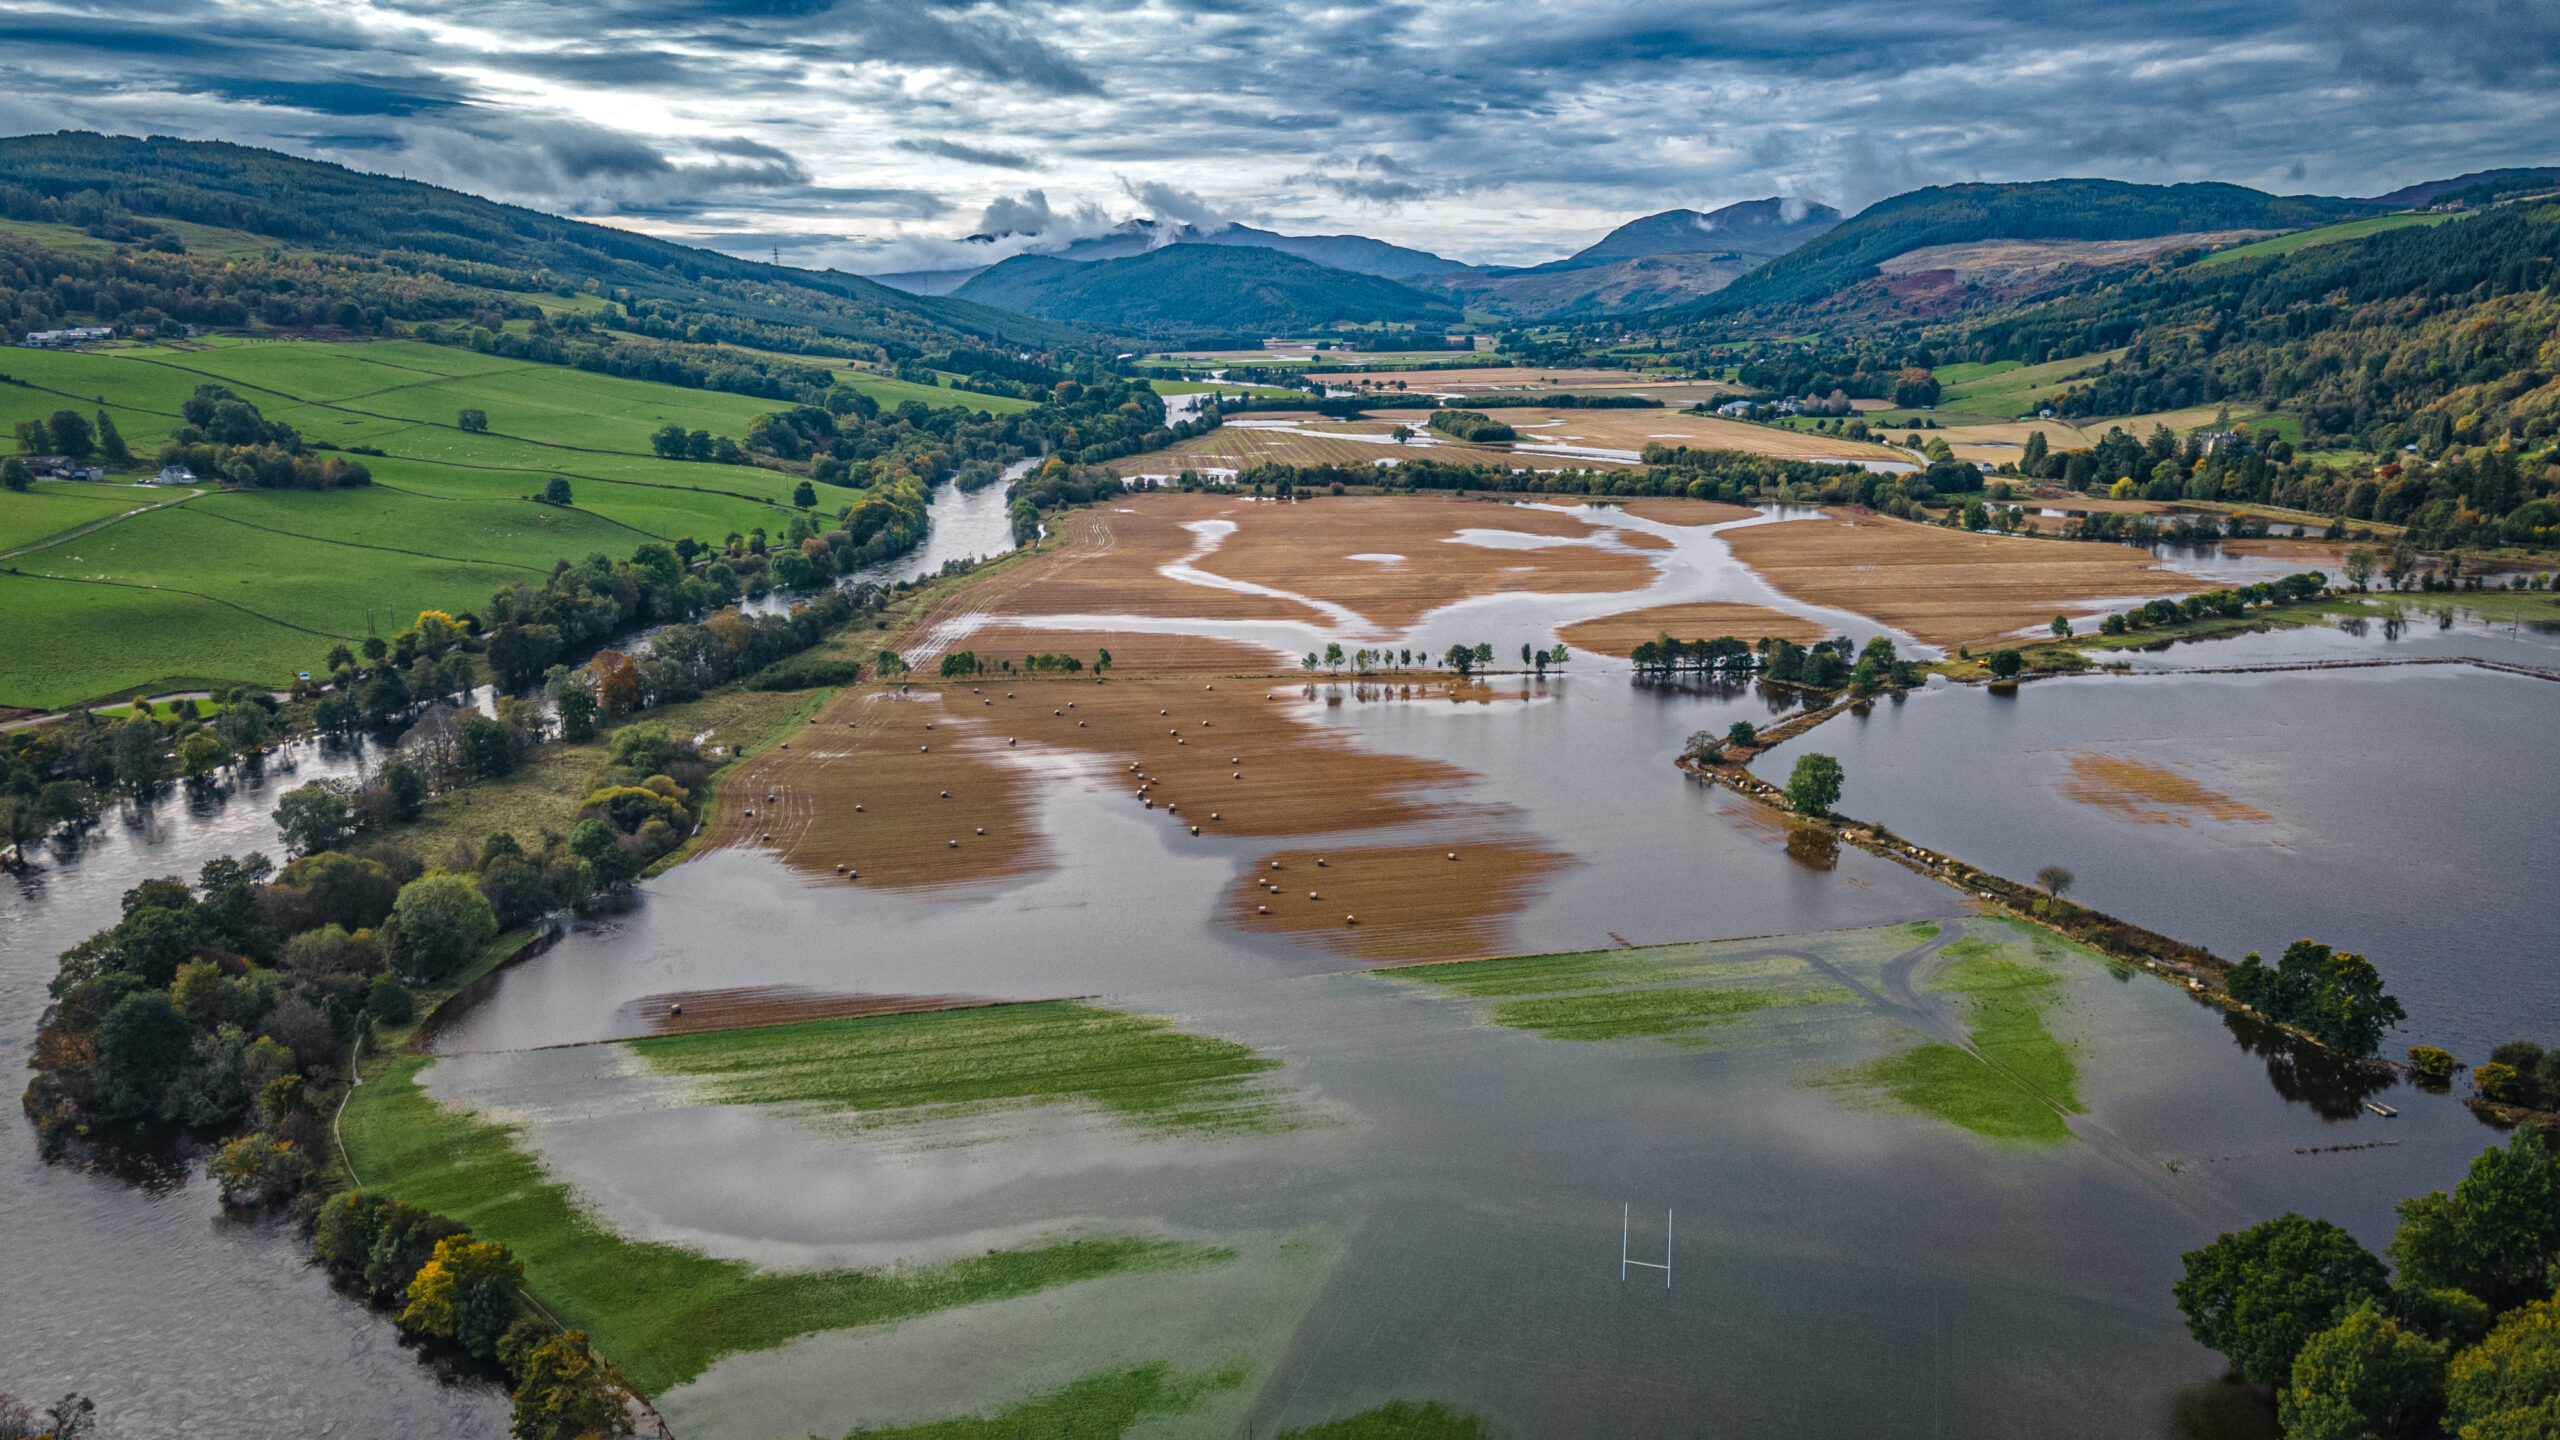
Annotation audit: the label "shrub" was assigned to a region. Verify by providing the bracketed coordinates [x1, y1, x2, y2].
[745, 655, 864, 691]
[2406, 1046, 2457, 1080]
[384, 874, 498, 985]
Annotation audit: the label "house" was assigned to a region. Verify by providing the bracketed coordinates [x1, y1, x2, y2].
[18, 326, 113, 348]
[2194, 430, 2244, 454]
[156, 464, 197, 484]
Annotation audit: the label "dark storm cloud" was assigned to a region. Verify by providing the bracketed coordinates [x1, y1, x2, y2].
[896, 138, 1042, 170]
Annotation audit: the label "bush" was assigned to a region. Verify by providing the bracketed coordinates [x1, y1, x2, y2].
[1987, 649, 2024, 678]
[398, 1235, 525, 1362]
[2407, 1046, 2458, 1080]
[367, 977, 415, 1025]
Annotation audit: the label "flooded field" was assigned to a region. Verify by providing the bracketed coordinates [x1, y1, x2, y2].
[10, 487, 2546, 1438]
[1750, 664, 2560, 1060]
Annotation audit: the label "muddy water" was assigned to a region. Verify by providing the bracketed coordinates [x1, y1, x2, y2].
[0, 742, 509, 1436]
[1750, 665, 2560, 1060]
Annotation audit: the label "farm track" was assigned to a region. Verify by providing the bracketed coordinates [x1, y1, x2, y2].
[0, 486, 206, 561]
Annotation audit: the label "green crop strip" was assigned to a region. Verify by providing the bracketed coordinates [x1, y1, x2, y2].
[843, 1361, 1248, 1438]
[627, 999, 1300, 1136]
[341, 1055, 1215, 1395]
[1389, 946, 1698, 998]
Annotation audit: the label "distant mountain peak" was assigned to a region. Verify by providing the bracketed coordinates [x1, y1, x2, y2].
[1522, 198, 1844, 276]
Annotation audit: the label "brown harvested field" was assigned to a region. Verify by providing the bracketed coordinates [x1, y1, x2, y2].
[699, 688, 1045, 890]
[1615, 498, 1761, 527]
[972, 493, 1662, 630]
[2029, 495, 2171, 514]
[2219, 537, 2354, 568]
[712, 661, 1520, 873]
[1724, 512, 2203, 648]
[615, 986, 1007, 1039]
[1875, 232, 2275, 286]
[2059, 753, 2270, 826]
[1558, 603, 1828, 658]
[1225, 840, 1570, 962]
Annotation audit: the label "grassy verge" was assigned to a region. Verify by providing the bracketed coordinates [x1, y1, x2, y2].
[1850, 937, 2082, 1145]
[845, 1361, 1247, 1439]
[628, 1000, 1300, 1136]
[340, 1054, 1216, 1395]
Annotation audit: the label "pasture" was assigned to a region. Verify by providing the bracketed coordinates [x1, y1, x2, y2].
[0, 336, 970, 707]
[2194, 212, 2454, 266]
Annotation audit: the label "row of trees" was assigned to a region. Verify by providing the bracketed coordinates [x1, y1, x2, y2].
[2174, 1130, 2560, 1439]
[313, 1194, 630, 1438]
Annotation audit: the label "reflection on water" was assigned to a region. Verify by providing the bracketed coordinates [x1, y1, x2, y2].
[0, 741, 508, 1436]
[2221, 1011, 2401, 1122]
[1750, 665, 2560, 1059]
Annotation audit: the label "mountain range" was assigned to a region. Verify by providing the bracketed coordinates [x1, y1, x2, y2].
[949, 245, 1463, 341]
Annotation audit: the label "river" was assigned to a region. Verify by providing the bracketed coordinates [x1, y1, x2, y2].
[0, 741, 510, 1434]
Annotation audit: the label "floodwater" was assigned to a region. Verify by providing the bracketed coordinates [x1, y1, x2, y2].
[432, 918, 2505, 1440]
[0, 741, 510, 1435]
[11, 493, 2545, 1437]
[1750, 665, 2560, 1060]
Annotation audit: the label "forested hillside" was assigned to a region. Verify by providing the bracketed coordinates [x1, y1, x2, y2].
[1972, 203, 2560, 452]
[1677, 180, 2378, 323]
[955, 244, 1462, 340]
[0, 132, 1091, 359]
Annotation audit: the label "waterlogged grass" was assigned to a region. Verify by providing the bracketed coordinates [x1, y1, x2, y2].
[1279, 1401, 1497, 1439]
[628, 999, 1300, 1136]
[1491, 983, 1838, 1043]
[1387, 942, 1851, 1044]
[1851, 938, 2085, 1145]
[843, 1361, 1247, 1439]
[341, 1055, 1211, 1396]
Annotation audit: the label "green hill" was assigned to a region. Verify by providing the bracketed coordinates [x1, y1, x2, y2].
[0, 131, 1092, 356]
[954, 245, 1463, 339]
[1673, 179, 2381, 323]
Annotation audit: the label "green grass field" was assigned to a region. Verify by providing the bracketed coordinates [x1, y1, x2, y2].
[1931, 350, 2129, 418]
[628, 1000, 1300, 1136]
[341, 1054, 1214, 1396]
[0, 336, 948, 706]
[0, 480, 156, 553]
[2194, 212, 2454, 267]
[1848, 937, 2083, 1144]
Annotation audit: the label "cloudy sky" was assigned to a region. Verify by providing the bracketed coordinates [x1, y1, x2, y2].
[1, 0, 2554, 271]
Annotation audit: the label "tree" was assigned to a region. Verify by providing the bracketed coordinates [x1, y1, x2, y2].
[2036, 865, 2075, 898]
[2225, 939, 2407, 1056]
[46, 409, 94, 461]
[2346, 547, 2378, 592]
[457, 408, 488, 433]
[1787, 753, 1844, 817]
[176, 730, 227, 779]
[541, 476, 572, 505]
[509, 1329, 632, 1440]
[2279, 1304, 2446, 1440]
[1726, 721, 1758, 749]
[1473, 642, 1494, 669]
[94, 410, 130, 466]
[97, 990, 192, 1121]
[385, 874, 498, 984]
[399, 1235, 523, 1361]
[2388, 1129, 2560, 1314]
[2050, 614, 2073, 637]
[109, 715, 165, 791]
[0, 456, 29, 491]
[873, 649, 909, 678]
[2443, 1297, 2560, 1440]
[1550, 643, 1569, 669]
[460, 715, 517, 780]
[272, 782, 355, 856]
[792, 480, 816, 508]
[568, 818, 636, 890]
[2174, 1213, 2390, 1386]
[381, 759, 429, 821]
[1323, 642, 1345, 673]
[1444, 644, 1478, 678]
[1987, 649, 2024, 679]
